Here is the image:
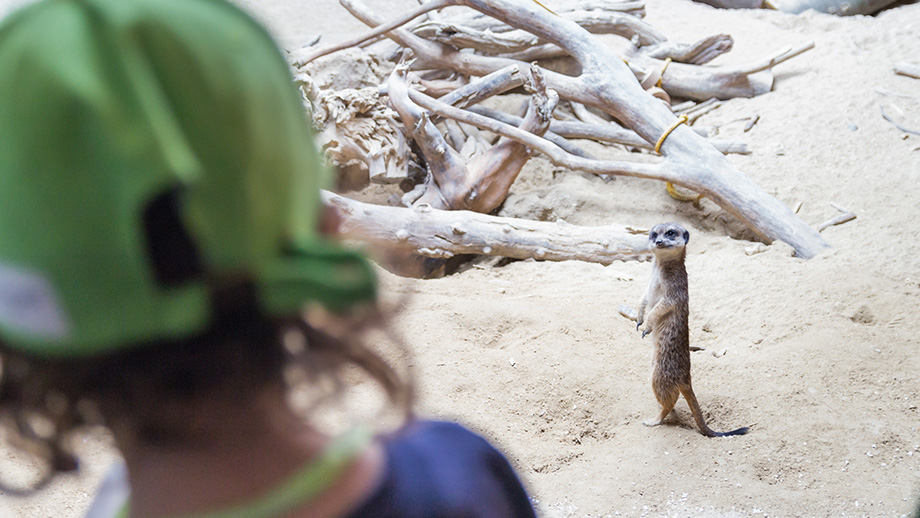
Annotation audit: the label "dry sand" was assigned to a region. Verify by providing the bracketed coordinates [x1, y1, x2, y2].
[3, 0, 920, 516]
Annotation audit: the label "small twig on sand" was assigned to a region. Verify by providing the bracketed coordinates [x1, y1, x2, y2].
[743, 114, 760, 132]
[817, 203, 856, 232]
[894, 62, 920, 80]
[880, 105, 920, 136]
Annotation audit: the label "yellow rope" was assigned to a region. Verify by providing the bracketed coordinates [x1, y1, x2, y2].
[666, 182, 703, 204]
[529, 0, 558, 15]
[654, 114, 688, 154]
[655, 114, 703, 204]
[655, 57, 672, 88]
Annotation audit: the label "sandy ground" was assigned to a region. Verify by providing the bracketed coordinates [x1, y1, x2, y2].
[3, 0, 920, 516]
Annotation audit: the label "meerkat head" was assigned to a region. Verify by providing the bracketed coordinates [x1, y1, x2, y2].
[649, 222, 689, 258]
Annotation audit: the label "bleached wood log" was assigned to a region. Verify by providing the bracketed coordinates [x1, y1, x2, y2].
[470, 105, 749, 154]
[337, 0, 828, 258]
[324, 191, 652, 263]
[418, 76, 468, 96]
[562, 9, 665, 45]
[388, 64, 557, 212]
[412, 21, 542, 54]
[639, 34, 734, 65]
[294, 0, 453, 67]
[621, 42, 813, 100]
[441, 1, 648, 33]
[306, 0, 806, 101]
[435, 64, 524, 111]
[442, 8, 666, 50]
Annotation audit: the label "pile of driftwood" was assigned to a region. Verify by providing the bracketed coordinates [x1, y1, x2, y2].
[293, 0, 830, 275]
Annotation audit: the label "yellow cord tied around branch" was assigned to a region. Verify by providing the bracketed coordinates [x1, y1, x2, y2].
[654, 114, 688, 154]
[654, 114, 704, 204]
[656, 57, 672, 88]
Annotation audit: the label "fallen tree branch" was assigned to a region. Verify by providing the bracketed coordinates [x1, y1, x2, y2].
[640, 34, 734, 65]
[389, 64, 559, 212]
[408, 86, 667, 178]
[294, 0, 452, 66]
[434, 64, 525, 112]
[324, 191, 652, 263]
[817, 203, 856, 232]
[622, 41, 814, 100]
[470, 104, 749, 154]
[328, 0, 829, 258]
[412, 21, 542, 54]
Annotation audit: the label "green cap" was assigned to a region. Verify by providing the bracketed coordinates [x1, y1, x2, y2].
[0, 0, 376, 357]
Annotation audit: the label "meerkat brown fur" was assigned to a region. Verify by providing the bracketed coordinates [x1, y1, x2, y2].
[636, 222, 749, 438]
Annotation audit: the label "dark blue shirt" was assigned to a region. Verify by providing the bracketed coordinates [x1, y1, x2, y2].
[347, 420, 537, 518]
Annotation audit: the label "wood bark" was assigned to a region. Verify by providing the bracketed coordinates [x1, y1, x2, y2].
[324, 191, 652, 264]
[299, 0, 829, 259]
[387, 64, 557, 212]
[323, 0, 829, 258]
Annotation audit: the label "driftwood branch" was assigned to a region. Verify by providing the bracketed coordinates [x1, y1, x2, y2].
[388, 63, 558, 212]
[324, 191, 652, 263]
[817, 203, 856, 232]
[641, 34, 734, 65]
[303, 0, 829, 259]
[408, 87, 665, 178]
[294, 0, 452, 66]
[403, 74, 828, 255]
[434, 64, 524, 112]
[470, 104, 749, 154]
[622, 41, 814, 100]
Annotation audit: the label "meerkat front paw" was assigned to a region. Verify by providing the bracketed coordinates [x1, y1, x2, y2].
[641, 328, 651, 339]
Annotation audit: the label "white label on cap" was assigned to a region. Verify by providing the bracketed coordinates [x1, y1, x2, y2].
[0, 262, 71, 339]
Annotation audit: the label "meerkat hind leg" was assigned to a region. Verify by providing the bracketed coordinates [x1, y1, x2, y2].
[644, 385, 679, 427]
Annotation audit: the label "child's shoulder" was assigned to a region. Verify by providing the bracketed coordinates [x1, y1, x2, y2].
[383, 419, 514, 470]
[349, 419, 536, 517]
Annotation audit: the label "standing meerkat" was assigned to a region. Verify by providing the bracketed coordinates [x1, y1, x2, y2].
[635, 222, 750, 438]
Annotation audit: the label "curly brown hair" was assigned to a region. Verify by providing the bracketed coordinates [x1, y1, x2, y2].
[0, 281, 413, 495]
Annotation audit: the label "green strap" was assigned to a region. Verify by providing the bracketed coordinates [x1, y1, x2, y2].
[116, 427, 372, 518]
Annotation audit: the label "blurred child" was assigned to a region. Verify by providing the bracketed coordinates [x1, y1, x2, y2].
[0, 0, 537, 516]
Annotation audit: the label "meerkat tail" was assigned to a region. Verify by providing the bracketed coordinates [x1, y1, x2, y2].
[680, 386, 750, 438]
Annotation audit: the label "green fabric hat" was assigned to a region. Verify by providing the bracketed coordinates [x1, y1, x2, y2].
[0, 0, 376, 357]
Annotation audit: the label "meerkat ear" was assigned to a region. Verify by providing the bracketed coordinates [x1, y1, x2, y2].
[683, 230, 690, 243]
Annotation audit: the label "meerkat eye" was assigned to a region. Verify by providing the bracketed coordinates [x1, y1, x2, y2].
[650, 232, 658, 239]
[666, 230, 676, 238]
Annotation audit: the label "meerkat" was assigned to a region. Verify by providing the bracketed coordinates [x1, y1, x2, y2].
[635, 222, 749, 438]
